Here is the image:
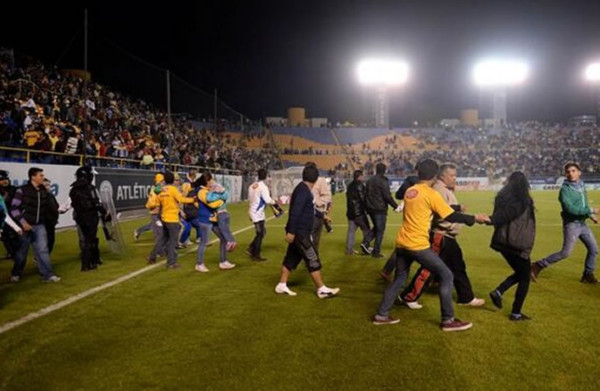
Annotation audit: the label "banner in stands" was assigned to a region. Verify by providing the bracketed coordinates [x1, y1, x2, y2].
[1, 162, 78, 228]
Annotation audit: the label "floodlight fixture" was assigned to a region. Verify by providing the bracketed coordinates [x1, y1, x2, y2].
[357, 59, 409, 86]
[585, 63, 600, 82]
[473, 59, 528, 86]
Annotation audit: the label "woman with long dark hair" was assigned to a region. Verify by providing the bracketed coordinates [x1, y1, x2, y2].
[488, 171, 536, 321]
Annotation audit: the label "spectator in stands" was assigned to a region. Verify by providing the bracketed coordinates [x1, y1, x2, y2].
[10, 167, 60, 282]
[274, 165, 340, 299]
[345, 169, 374, 255]
[365, 163, 401, 258]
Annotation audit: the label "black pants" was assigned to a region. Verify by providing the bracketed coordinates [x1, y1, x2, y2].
[401, 234, 475, 303]
[249, 220, 266, 256]
[282, 233, 322, 273]
[45, 223, 56, 254]
[495, 251, 531, 315]
[77, 216, 100, 270]
[354, 215, 375, 247]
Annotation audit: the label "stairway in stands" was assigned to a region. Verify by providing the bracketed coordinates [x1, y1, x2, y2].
[329, 128, 356, 172]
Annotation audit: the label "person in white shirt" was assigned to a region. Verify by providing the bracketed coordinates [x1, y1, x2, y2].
[246, 169, 275, 261]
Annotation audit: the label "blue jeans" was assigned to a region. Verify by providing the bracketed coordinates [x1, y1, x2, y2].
[196, 222, 214, 265]
[216, 211, 235, 243]
[377, 247, 455, 322]
[212, 224, 228, 263]
[180, 217, 203, 244]
[369, 213, 387, 255]
[539, 221, 598, 274]
[346, 215, 374, 254]
[12, 224, 55, 280]
[136, 221, 153, 235]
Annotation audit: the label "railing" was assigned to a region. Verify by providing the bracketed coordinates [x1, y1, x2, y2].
[0, 145, 242, 175]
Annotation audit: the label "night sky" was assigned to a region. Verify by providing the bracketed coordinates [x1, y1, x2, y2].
[2, 1, 600, 125]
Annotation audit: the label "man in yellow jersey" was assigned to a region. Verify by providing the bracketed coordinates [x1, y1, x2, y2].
[372, 159, 489, 331]
[147, 171, 196, 269]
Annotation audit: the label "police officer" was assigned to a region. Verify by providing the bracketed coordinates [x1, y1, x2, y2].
[70, 166, 110, 271]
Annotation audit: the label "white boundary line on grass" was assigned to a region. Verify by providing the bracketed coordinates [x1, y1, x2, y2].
[0, 216, 276, 336]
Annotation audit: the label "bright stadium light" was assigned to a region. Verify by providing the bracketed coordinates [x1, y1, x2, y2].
[585, 63, 600, 82]
[357, 59, 409, 86]
[356, 58, 409, 128]
[473, 59, 529, 86]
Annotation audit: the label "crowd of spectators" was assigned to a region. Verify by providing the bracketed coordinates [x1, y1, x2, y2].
[2, 49, 598, 180]
[0, 49, 281, 175]
[348, 123, 600, 178]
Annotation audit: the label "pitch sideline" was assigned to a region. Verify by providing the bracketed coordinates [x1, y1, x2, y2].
[0, 216, 275, 336]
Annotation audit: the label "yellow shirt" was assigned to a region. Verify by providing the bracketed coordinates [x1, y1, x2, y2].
[154, 185, 195, 223]
[396, 183, 454, 251]
[24, 130, 40, 147]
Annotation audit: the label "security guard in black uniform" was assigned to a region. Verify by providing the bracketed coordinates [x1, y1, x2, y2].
[69, 166, 110, 271]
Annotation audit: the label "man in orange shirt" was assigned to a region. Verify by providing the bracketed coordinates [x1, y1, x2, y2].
[372, 159, 489, 331]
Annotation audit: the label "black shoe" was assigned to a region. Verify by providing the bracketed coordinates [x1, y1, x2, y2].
[360, 243, 373, 255]
[489, 290, 502, 309]
[372, 253, 385, 259]
[509, 313, 531, 321]
[253, 255, 268, 262]
[581, 272, 598, 284]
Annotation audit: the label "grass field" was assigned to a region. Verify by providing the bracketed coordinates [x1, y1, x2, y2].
[1, 191, 600, 391]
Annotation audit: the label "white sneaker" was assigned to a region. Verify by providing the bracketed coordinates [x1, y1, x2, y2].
[459, 297, 486, 307]
[405, 301, 423, 310]
[133, 230, 139, 241]
[9, 275, 20, 283]
[184, 239, 193, 246]
[44, 275, 61, 283]
[219, 261, 236, 270]
[275, 284, 297, 296]
[195, 264, 209, 272]
[317, 286, 340, 299]
[196, 238, 202, 244]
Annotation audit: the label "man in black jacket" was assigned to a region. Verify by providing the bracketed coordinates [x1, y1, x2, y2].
[365, 163, 401, 258]
[274, 165, 340, 299]
[9, 167, 61, 282]
[346, 170, 374, 255]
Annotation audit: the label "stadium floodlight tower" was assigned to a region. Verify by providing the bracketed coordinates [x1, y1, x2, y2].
[585, 63, 600, 121]
[473, 59, 528, 128]
[357, 59, 409, 128]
